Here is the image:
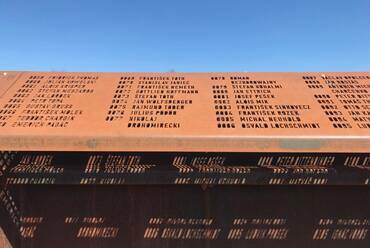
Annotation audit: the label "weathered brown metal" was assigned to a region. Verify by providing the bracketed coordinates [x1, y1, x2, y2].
[0, 71, 369, 152]
[0, 71, 369, 247]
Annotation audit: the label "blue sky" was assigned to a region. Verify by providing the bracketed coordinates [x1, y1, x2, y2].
[1, 0, 369, 72]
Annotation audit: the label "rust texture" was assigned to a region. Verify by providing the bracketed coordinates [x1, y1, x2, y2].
[0, 71, 370, 248]
[0, 71, 369, 152]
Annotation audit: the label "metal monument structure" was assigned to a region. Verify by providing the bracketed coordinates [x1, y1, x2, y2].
[0, 71, 369, 247]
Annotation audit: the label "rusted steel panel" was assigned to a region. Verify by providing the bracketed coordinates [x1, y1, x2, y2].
[0, 71, 369, 247]
[0, 71, 369, 152]
[1, 151, 370, 185]
[2, 185, 370, 248]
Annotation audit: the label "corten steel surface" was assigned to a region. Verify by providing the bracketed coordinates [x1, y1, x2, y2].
[0, 71, 369, 248]
[0, 71, 369, 152]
